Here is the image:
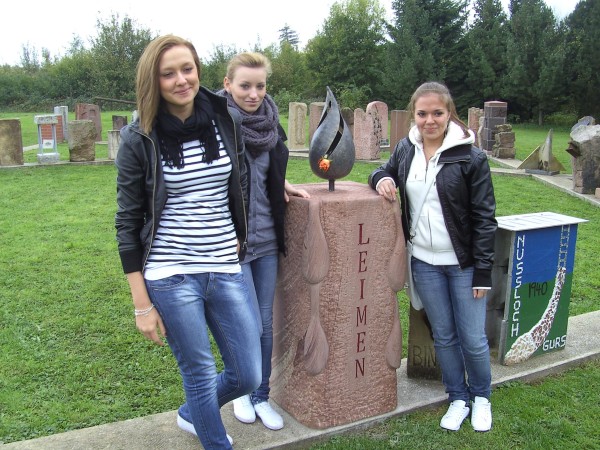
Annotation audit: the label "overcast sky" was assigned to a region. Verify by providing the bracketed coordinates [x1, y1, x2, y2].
[0, 0, 578, 66]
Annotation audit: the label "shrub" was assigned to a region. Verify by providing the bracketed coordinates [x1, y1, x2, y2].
[544, 111, 579, 127]
[273, 88, 301, 114]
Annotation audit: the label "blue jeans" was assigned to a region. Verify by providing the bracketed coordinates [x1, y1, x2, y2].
[241, 254, 278, 404]
[411, 258, 491, 403]
[146, 271, 261, 449]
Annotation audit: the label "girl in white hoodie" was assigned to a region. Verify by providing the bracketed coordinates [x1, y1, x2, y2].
[369, 82, 497, 433]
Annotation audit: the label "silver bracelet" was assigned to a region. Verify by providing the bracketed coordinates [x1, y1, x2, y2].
[134, 304, 155, 316]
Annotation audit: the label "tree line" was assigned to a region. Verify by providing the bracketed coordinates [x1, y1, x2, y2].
[0, 0, 598, 125]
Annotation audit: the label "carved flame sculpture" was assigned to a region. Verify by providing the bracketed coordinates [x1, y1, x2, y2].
[309, 86, 355, 191]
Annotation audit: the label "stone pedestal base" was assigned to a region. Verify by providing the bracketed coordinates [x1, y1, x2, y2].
[271, 181, 406, 429]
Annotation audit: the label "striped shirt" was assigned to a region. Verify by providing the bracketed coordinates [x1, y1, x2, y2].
[144, 131, 240, 281]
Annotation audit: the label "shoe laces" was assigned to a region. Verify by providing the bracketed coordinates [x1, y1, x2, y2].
[238, 395, 253, 408]
[445, 400, 468, 419]
[255, 401, 273, 413]
[473, 397, 491, 415]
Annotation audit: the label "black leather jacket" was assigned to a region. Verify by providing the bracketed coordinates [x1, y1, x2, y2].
[368, 137, 497, 288]
[115, 87, 247, 274]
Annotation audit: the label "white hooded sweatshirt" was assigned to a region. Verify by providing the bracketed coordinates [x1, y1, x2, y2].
[406, 121, 475, 266]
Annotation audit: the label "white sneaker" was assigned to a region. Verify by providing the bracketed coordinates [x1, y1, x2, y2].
[177, 414, 233, 445]
[471, 396, 492, 432]
[233, 394, 256, 423]
[254, 401, 284, 430]
[440, 400, 470, 431]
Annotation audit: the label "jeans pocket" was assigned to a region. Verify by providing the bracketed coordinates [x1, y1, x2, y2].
[225, 271, 245, 283]
[146, 273, 186, 291]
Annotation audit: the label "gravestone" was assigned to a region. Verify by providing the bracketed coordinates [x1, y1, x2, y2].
[34, 114, 60, 164]
[366, 101, 388, 147]
[68, 120, 96, 162]
[353, 108, 380, 160]
[477, 117, 485, 148]
[0, 119, 24, 166]
[39, 115, 64, 144]
[287, 102, 307, 149]
[75, 103, 102, 142]
[390, 110, 410, 151]
[468, 107, 484, 146]
[112, 115, 128, 131]
[107, 130, 120, 160]
[341, 107, 354, 139]
[309, 102, 326, 145]
[407, 306, 441, 379]
[54, 106, 69, 140]
[482, 101, 507, 153]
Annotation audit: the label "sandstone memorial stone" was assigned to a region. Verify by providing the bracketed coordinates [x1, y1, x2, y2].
[341, 106, 355, 140]
[68, 120, 96, 162]
[389, 110, 410, 151]
[287, 102, 308, 150]
[309, 102, 326, 145]
[0, 119, 24, 166]
[112, 115, 128, 131]
[75, 103, 102, 142]
[272, 87, 404, 428]
[353, 107, 380, 161]
[468, 107, 484, 146]
[366, 101, 388, 146]
[271, 181, 406, 429]
[407, 305, 441, 380]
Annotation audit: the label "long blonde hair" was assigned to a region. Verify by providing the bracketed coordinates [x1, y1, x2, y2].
[407, 82, 470, 137]
[135, 35, 202, 134]
[225, 52, 272, 81]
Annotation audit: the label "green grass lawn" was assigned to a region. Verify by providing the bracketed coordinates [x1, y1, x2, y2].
[0, 112, 598, 447]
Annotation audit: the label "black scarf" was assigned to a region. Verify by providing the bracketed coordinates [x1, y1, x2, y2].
[155, 91, 220, 168]
[222, 91, 279, 158]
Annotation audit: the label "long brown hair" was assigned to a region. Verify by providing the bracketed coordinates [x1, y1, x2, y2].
[135, 35, 202, 134]
[407, 82, 470, 138]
